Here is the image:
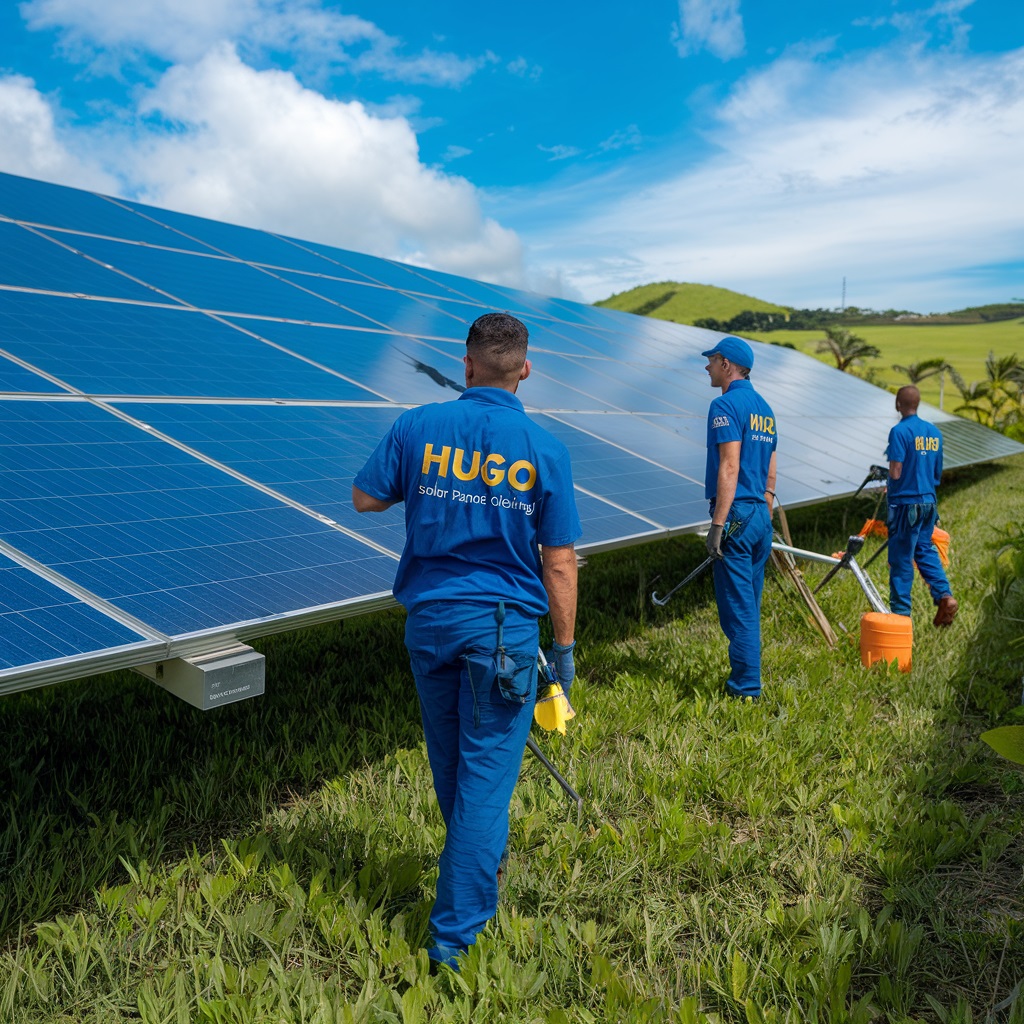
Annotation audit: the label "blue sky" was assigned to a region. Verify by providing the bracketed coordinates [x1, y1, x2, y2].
[1, 0, 1022, 311]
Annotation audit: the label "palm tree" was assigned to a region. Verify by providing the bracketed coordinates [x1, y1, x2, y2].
[816, 326, 881, 373]
[983, 352, 1024, 431]
[953, 354, 1024, 430]
[953, 380, 996, 427]
[891, 358, 949, 384]
[891, 358, 963, 410]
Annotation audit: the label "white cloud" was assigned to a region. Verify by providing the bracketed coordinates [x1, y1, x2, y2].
[0, 50, 524, 285]
[538, 143, 581, 161]
[0, 74, 116, 190]
[855, 0, 975, 51]
[442, 145, 472, 161]
[127, 47, 522, 280]
[21, 0, 491, 86]
[672, 0, 745, 60]
[507, 56, 542, 80]
[598, 124, 642, 152]
[520, 46, 1024, 310]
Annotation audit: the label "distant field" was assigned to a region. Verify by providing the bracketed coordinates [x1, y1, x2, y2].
[746, 320, 1024, 409]
[597, 281, 787, 325]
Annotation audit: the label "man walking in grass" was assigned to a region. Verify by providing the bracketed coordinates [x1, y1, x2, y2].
[886, 385, 957, 626]
[702, 336, 778, 701]
[352, 312, 580, 971]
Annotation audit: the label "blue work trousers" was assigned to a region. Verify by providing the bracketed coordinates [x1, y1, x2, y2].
[712, 500, 773, 698]
[404, 601, 539, 968]
[887, 503, 951, 617]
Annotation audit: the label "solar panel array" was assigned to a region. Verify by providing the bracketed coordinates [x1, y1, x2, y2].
[1, 170, 1021, 693]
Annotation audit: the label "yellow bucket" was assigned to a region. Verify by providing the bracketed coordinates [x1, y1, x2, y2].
[860, 612, 913, 672]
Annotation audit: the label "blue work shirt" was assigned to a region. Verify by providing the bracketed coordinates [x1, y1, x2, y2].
[705, 379, 778, 501]
[354, 387, 582, 615]
[886, 414, 943, 504]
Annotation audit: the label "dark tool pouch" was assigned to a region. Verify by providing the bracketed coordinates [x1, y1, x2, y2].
[461, 602, 536, 727]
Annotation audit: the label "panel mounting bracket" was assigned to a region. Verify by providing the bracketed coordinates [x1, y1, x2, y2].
[135, 643, 265, 710]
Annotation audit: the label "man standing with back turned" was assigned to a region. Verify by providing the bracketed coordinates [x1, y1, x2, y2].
[886, 384, 957, 626]
[702, 336, 778, 701]
[352, 312, 581, 971]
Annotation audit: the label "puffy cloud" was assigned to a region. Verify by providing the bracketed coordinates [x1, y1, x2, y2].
[0, 74, 116, 190]
[0, 52, 523, 285]
[523, 46, 1024, 310]
[130, 47, 523, 281]
[672, 0, 745, 61]
[21, 0, 490, 85]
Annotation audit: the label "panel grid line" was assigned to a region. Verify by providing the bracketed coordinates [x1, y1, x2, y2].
[0, 537, 168, 641]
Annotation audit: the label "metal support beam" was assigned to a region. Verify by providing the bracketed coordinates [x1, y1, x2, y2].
[771, 541, 889, 615]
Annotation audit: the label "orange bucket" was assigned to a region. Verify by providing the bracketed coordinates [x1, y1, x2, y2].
[932, 526, 950, 567]
[860, 612, 913, 672]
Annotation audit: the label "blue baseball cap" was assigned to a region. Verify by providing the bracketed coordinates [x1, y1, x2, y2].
[701, 335, 754, 369]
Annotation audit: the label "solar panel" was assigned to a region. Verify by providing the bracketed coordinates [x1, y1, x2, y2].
[1, 168, 1021, 696]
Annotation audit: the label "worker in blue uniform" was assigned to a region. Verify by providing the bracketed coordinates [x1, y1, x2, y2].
[886, 384, 957, 625]
[703, 336, 778, 700]
[352, 312, 581, 971]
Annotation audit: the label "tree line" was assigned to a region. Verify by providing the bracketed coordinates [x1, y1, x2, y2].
[693, 307, 917, 333]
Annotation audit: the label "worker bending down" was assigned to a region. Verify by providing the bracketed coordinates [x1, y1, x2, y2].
[702, 336, 778, 700]
[886, 385, 957, 625]
[352, 313, 581, 970]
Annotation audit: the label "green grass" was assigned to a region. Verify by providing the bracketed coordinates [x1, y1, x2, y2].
[2, 456, 1024, 1021]
[597, 282, 788, 325]
[748, 320, 1024, 408]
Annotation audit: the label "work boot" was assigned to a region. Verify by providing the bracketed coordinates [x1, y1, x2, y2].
[933, 595, 958, 627]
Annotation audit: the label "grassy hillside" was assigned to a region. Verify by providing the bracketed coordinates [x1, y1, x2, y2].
[595, 282, 1023, 410]
[2, 457, 1023, 1020]
[596, 281, 788, 325]
[746, 319, 1024, 409]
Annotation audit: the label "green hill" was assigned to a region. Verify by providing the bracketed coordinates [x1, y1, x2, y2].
[595, 281, 789, 325]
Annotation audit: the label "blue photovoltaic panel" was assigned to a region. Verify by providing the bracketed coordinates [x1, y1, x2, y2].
[301, 242, 469, 298]
[0, 221, 170, 304]
[0, 554, 148, 670]
[0, 168, 1021, 693]
[555, 413, 706, 482]
[530, 354, 697, 415]
[571, 490, 667, 546]
[534, 413, 705, 528]
[0, 400, 398, 636]
[0, 353, 66, 394]
[222, 318, 467, 405]
[0, 173, 220, 254]
[114, 199, 386, 284]
[124, 402, 409, 553]
[0, 291, 381, 401]
[275, 270, 479, 336]
[935, 414, 1024, 466]
[47, 233, 385, 327]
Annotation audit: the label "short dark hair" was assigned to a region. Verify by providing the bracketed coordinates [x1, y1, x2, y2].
[466, 312, 529, 381]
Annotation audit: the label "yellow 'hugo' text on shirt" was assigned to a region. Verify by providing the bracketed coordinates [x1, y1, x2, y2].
[421, 444, 538, 492]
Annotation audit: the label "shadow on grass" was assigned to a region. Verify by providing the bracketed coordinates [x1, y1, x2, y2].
[0, 606, 421, 940]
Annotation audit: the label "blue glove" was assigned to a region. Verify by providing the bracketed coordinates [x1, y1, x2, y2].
[547, 640, 576, 698]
